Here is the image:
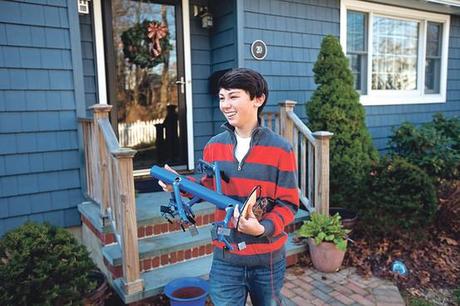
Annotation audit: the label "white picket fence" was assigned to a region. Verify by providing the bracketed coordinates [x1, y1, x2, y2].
[118, 119, 163, 147]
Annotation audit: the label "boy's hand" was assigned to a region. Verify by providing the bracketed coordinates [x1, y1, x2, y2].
[233, 203, 265, 236]
[158, 164, 178, 192]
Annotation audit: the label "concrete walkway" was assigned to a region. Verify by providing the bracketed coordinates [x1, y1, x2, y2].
[278, 266, 405, 306]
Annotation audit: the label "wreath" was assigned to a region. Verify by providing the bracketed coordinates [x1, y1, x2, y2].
[121, 19, 171, 68]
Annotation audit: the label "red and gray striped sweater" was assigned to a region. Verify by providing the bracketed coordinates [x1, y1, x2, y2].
[197, 122, 299, 267]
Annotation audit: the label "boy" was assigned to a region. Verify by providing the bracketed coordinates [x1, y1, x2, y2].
[159, 68, 299, 305]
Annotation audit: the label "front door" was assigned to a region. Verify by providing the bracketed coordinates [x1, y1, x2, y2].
[104, 0, 188, 172]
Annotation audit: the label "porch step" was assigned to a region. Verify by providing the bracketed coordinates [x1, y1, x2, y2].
[134, 192, 215, 227]
[78, 191, 216, 243]
[102, 209, 309, 272]
[103, 223, 213, 269]
[112, 233, 306, 304]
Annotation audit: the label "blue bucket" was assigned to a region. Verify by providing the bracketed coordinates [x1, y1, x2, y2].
[164, 277, 209, 306]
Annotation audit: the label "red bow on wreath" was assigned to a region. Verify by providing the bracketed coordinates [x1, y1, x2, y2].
[147, 22, 168, 58]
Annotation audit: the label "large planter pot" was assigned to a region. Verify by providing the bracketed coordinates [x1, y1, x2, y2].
[329, 207, 357, 231]
[83, 270, 110, 306]
[307, 238, 347, 273]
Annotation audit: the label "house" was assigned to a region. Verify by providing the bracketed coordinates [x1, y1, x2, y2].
[1, 0, 460, 302]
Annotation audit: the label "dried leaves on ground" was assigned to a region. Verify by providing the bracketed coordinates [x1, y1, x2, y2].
[343, 186, 460, 291]
[297, 183, 460, 304]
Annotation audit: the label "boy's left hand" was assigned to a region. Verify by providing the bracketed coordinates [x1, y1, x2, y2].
[233, 204, 265, 236]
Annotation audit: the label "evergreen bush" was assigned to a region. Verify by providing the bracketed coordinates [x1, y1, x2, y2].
[358, 157, 437, 237]
[389, 113, 460, 184]
[306, 35, 378, 207]
[0, 222, 97, 306]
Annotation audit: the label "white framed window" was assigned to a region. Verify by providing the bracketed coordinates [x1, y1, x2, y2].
[340, 0, 450, 105]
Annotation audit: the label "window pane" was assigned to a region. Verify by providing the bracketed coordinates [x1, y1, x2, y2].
[425, 22, 442, 94]
[347, 11, 366, 52]
[425, 59, 441, 93]
[347, 11, 368, 93]
[372, 16, 419, 90]
[427, 22, 442, 57]
[347, 54, 367, 90]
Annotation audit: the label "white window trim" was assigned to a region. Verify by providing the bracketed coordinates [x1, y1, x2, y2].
[93, 0, 107, 105]
[182, 0, 195, 170]
[340, 0, 450, 106]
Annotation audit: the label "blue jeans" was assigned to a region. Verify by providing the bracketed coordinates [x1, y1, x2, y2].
[209, 256, 286, 306]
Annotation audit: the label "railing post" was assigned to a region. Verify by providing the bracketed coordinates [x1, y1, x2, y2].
[113, 148, 144, 295]
[89, 104, 113, 221]
[312, 131, 333, 216]
[279, 100, 297, 144]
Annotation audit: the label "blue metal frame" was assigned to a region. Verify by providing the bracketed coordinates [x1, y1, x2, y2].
[150, 161, 248, 250]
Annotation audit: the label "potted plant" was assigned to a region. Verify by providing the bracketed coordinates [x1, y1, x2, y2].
[298, 212, 350, 273]
[0, 222, 110, 305]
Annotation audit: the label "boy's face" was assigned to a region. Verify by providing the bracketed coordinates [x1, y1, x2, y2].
[218, 88, 265, 130]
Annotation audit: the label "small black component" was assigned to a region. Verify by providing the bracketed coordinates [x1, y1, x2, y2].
[160, 205, 173, 214]
[220, 170, 230, 183]
[165, 216, 173, 224]
[186, 214, 196, 225]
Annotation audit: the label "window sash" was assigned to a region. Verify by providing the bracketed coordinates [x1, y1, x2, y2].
[347, 10, 368, 93]
[425, 21, 443, 94]
[341, 0, 450, 105]
[371, 16, 419, 91]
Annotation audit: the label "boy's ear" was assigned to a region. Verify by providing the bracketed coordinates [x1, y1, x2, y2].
[254, 94, 265, 108]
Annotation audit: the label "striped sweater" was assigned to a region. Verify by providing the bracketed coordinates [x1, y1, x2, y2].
[199, 122, 299, 267]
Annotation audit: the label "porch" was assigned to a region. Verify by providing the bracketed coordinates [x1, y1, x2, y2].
[78, 101, 333, 303]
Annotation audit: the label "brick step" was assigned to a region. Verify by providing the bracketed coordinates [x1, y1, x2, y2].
[78, 191, 217, 244]
[111, 234, 306, 304]
[103, 210, 309, 278]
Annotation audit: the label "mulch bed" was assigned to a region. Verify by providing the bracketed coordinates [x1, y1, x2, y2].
[297, 183, 460, 304]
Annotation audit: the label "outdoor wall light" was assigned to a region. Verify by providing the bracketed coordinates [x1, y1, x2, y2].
[78, 0, 90, 14]
[193, 5, 213, 29]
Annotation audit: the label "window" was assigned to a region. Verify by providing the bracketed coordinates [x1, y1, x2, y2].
[340, 0, 450, 105]
[426, 22, 443, 94]
[347, 11, 368, 93]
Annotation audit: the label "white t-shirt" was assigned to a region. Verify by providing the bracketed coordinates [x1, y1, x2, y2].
[235, 133, 251, 163]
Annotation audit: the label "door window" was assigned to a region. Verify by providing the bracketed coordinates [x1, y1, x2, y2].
[110, 0, 187, 170]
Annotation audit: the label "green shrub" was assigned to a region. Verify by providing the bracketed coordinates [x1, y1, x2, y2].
[389, 113, 460, 184]
[0, 222, 97, 306]
[454, 287, 460, 305]
[306, 35, 378, 208]
[357, 157, 437, 237]
[408, 297, 434, 306]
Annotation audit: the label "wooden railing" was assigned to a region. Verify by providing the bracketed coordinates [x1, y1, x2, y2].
[79, 101, 329, 296]
[263, 101, 332, 215]
[80, 104, 144, 295]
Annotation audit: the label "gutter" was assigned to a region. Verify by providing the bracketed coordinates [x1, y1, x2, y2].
[426, 0, 460, 7]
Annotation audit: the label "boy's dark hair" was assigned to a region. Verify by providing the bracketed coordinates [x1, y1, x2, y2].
[217, 68, 269, 116]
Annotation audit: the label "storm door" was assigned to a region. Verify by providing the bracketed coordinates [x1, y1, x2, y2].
[104, 0, 188, 171]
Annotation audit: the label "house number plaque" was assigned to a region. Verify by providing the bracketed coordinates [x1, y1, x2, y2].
[251, 40, 267, 60]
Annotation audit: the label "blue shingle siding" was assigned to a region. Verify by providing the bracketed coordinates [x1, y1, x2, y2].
[241, 0, 339, 120]
[239, 0, 460, 151]
[0, 0, 84, 235]
[209, 0, 237, 133]
[190, 0, 213, 162]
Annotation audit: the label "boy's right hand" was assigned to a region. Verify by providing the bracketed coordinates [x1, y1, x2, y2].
[158, 164, 178, 192]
